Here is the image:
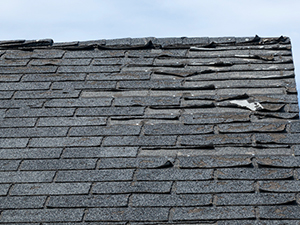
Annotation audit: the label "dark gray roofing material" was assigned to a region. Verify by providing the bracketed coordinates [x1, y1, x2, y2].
[0, 35, 299, 224]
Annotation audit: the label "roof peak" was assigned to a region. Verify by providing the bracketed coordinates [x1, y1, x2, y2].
[0, 35, 290, 50]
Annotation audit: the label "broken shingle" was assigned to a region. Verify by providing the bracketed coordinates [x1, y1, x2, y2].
[0, 36, 298, 223]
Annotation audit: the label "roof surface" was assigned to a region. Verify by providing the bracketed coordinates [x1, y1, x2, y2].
[0, 36, 299, 224]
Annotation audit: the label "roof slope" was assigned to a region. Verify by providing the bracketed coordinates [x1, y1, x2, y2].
[0, 36, 300, 224]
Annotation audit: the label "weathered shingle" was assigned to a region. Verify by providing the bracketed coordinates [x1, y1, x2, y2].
[0, 36, 299, 223]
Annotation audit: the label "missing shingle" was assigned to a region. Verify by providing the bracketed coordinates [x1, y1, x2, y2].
[229, 100, 264, 111]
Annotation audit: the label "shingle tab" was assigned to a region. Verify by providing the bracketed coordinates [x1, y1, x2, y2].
[47, 194, 129, 208]
[56, 169, 134, 182]
[92, 181, 172, 194]
[258, 206, 300, 219]
[180, 134, 252, 146]
[131, 194, 212, 207]
[14, 90, 81, 99]
[38, 116, 107, 127]
[256, 156, 300, 167]
[62, 147, 138, 158]
[0, 148, 62, 159]
[0, 118, 37, 127]
[256, 133, 300, 144]
[136, 168, 213, 181]
[0, 82, 51, 91]
[144, 124, 214, 135]
[218, 123, 286, 133]
[0, 196, 46, 209]
[259, 180, 300, 192]
[114, 96, 180, 106]
[98, 157, 174, 169]
[215, 193, 295, 206]
[85, 207, 169, 222]
[0, 171, 55, 183]
[0, 209, 84, 222]
[52, 81, 117, 90]
[44, 98, 112, 107]
[215, 168, 293, 180]
[69, 125, 141, 136]
[29, 137, 103, 147]
[22, 72, 86, 81]
[0, 127, 68, 137]
[0, 138, 29, 148]
[0, 160, 21, 171]
[0, 184, 11, 195]
[6, 108, 75, 118]
[176, 180, 255, 194]
[76, 107, 144, 116]
[172, 206, 255, 220]
[20, 158, 97, 170]
[103, 135, 177, 146]
[178, 156, 252, 168]
[11, 183, 91, 195]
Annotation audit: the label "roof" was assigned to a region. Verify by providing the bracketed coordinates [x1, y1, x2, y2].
[0, 35, 299, 224]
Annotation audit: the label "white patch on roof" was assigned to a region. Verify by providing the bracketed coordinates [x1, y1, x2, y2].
[229, 100, 264, 111]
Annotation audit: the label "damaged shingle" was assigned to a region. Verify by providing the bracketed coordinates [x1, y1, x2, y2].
[0, 35, 299, 224]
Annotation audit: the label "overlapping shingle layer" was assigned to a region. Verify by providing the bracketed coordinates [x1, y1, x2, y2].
[0, 36, 299, 224]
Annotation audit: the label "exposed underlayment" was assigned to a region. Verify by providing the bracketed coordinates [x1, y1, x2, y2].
[0, 35, 300, 224]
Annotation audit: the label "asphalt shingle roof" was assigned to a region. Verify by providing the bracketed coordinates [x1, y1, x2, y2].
[0, 35, 299, 224]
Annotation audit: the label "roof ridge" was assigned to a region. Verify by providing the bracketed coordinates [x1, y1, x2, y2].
[0, 35, 290, 50]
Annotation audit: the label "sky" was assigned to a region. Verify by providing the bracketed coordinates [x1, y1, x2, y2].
[0, 0, 299, 94]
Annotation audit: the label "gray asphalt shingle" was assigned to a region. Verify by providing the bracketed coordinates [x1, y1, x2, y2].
[0, 36, 299, 223]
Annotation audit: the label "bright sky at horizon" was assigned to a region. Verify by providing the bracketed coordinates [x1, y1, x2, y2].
[1, 0, 300, 95]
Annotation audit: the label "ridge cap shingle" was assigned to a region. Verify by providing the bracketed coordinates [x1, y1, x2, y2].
[0, 35, 291, 50]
